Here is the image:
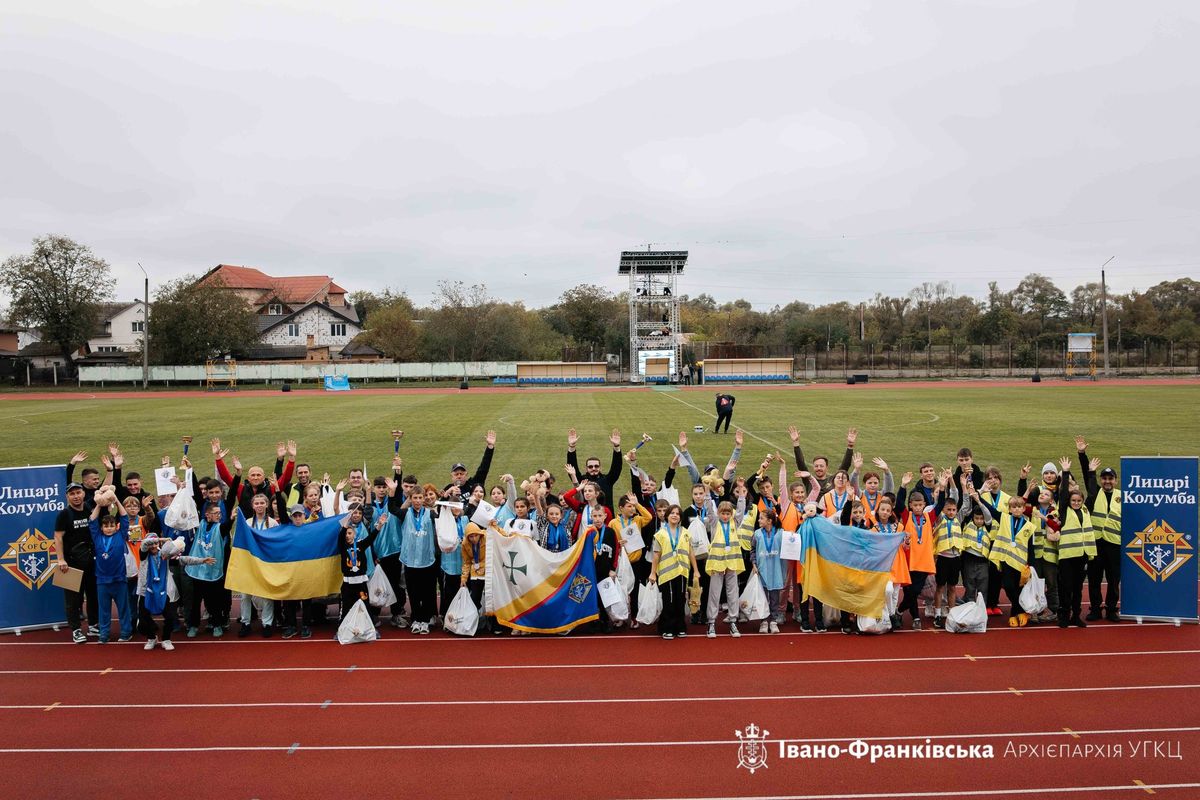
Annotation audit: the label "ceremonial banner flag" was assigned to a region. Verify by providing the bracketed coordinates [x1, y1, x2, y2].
[226, 512, 344, 600]
[0, 465, 68, 632]
[485, 527, 600, 634]
[798, 515, 905, 619]
[1120, 457, 1198, 623]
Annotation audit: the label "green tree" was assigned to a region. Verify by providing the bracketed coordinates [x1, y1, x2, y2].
[144, 274, 260, 364]
[0, 235, 115, 373]
[360, 293, 419, 361]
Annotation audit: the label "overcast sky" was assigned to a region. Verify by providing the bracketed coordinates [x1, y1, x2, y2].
[2, 1, 1198, 310]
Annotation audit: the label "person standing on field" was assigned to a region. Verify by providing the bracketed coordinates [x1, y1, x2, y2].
[714, 393, 735, 434]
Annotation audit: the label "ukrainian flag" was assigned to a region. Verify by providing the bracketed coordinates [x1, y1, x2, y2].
[799, 516, 905, 618]
[225, 512, 344, 600]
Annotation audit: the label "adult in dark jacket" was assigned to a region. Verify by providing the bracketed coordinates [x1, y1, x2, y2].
[566, 428, 624, 515]
[714, 393, 735, 433]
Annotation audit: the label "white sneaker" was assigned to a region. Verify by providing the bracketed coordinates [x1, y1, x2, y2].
[161, 640, 175, 651]
[143, 638, 157, 650]
[706, 624, 717, 639]
[758, 621, 769, 634]
[769, 621, 780, 634]
[729, 623, 741, 638]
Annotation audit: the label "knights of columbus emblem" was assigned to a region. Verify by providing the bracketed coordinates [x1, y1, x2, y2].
[735, 723, 770, 774]
[1126, 520, 1194, 582]
[567, 573, 592, 604]
[2, 529, 57, 590]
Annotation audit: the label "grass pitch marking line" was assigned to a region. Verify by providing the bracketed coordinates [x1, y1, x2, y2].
[656, 392, 789, 452]
[2, 727, 1198, 756]
[5, 682, 1197, 712]
[630, 783, 1200, 800]
[3, 648, 1196, 676]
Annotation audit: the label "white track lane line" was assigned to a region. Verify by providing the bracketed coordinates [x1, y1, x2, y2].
[4, 682, 1197, 711]
[2, 648, 1197, 675]
[629, 783, 1200, 800]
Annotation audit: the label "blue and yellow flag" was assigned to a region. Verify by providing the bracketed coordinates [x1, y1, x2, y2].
[799, 516, 905, 618]
[225, 512, 344, 601]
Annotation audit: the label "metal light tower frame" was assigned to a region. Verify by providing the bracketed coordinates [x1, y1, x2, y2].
[619, 249, 687, 383]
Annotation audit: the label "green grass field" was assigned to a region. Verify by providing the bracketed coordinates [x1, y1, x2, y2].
[1, 384, 1197, 489]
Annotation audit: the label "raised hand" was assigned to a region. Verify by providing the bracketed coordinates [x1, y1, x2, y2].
[567, 428, 579, 449]
[788, 424, 800, 446]
[734, 429, 744, 447]
[485, 430, 496, 447]
[269, 478, 281, 493]
[392, 456, 403, 471]
[610, 428, 621, 448]
[1020, 462, 1032, 479]
[847, 427, 858, 447]
[384, 477, 398, 493]
[180, 455, 191, 470]
[210, 438, 221, 456]
[872, 457, 889, 472]
[276, 441, 286, 460]
[70, 451, 87, 465]
[678, 431, 688, 450]
[336, 478, 348, 492]
[322, 472, 331, 486]
[500, 473, 514, 485]
[100, 454, 113, 470]
[852, 452, 864, 471]
[108, 441, 120, 457]
[564, 464, 578, 483]
[216, 448, 229, 462]
[161, 455, 172, 468]
[112, 450, 124, 469]
[1089, 456, 1102, 472]
[900, 471, 913, 486]
[231, 455, 242, 473]
[625, 448, 638, 464]
[1074, 435, 1087, 453]
[286, 440, 297, 459]
[1059, 456, 1071, 473]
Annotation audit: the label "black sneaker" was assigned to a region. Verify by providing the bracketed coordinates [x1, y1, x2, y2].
[1109, 612, 1122, 623]
[300, 627, 312, 639]
[1072, 616, 1088, 628]
[71, 629, 86, 644]
[262, 625, 273, 638]
[933, 617, 945, 629]
[281, 627, 298, 639]
[238, 623, 252, 638]
[800, 620, 813, 633]
[1085, 611, 1101, 621]
[840, 624, 853, 635]
[814, 623, 827, 633]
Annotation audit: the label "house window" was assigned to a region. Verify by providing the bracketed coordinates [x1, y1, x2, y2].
[98, 346, 120, 353]
[287, 323, 300, 337]
[131, 321, 145, 333]
[268, 303, 283, 315]
[330, 323, 346, 337]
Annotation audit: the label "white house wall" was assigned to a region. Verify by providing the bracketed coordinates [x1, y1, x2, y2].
[260, 306, 358, 348]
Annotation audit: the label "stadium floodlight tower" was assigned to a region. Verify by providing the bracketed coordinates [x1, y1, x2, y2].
[619, 249, 687, 383]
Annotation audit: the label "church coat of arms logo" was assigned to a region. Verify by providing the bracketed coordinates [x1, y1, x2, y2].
[735, 723, 770, 773]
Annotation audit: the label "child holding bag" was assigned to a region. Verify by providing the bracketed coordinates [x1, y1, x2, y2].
[138, 534, 214, 650]
[649, 505, 699, 640]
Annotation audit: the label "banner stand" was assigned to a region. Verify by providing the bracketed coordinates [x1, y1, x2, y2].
[1120, 456, 1199, 625]
[0, 464, 70, 634]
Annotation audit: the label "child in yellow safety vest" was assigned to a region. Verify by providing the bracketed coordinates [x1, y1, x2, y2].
[705, 501, 746, 638]
[1056, 462, 1098, 628]
[649, 504, 700, 640]
[931, 494, 964, 629]
[1077, 436, 1121, 622]
[1024, 488, 1060, 623]
[988, 494, 1035, 628]
[958, 480, 995, 607]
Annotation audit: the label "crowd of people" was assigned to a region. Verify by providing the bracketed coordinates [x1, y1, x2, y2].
[53, 425, 1122, 648]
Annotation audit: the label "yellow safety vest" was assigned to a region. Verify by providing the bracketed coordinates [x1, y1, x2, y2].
[1091, 489, 1121, 546]
[737, 505, 758, 551]
[962, 521, 993, 558]
[988, 513, 1032, 571]
[1030, 509, 1059, 565]
[655, 526, 692, 583]
[706, 520, 746, 575]
[933, 516, 964, 556]
[1057, 508, 1098, 560]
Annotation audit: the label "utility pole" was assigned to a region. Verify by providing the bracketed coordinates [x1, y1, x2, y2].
[138, 262, 149, 389]
[1100, 256, 1114, 376]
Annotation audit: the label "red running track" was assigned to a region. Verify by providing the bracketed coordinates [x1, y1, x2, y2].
[1, 619, 1198, 799]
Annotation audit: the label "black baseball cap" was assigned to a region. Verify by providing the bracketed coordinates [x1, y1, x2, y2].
[1099, 467, 1117, 478]
[66, 482, 84, 492]
[451, 463, 467, 472]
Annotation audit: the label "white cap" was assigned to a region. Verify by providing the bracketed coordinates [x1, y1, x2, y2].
[1042, 462, 1058, 475]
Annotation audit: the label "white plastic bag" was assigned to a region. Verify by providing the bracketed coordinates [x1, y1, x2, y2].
[739, 573, 770, 621]
[597, 577, 629, 621]
[1019, 567, 1048, 615]
[657, 486, 680, 507]
[336, 599, 377, 644]
[164, 487, 199, 531]
[124, 549, 138, 579]
[858, 581, 896, 634]
[367, 567, 397, 608]
[636, 581, 662, 625]
[616, 549, 635, 596]
[444, 587, 480, 637]
[435, 511, 461, 553]
[687, 519, 709, 557]
[945, 592, 988, 634]
[822, 603, 842, 628]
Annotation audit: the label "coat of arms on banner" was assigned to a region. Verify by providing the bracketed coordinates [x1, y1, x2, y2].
[735, 723, 770, 774]
[1126, 521, 1194, 582]
[566, 573, 592, 603]
[2, 529, 57, 590]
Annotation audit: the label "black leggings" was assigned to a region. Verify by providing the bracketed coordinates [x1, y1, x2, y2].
[1000, 565, 1025, 618]
[188, 578, 230, 629]
[899, 571, 930, 619]
[405, 565, 439, 624]
[1059, 556, 1087, 621]
[715, 412, 733, 433]
[658, 576, 688, 636]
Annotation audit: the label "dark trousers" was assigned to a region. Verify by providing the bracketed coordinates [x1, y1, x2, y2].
[172, 561, 193, 621]
[138, 598, 177, 640]
[985, 562, 1003, 607]
[280, 600, 311, 630]
[1059, 556, 1087, 621]
[961, 553, 989, 604]
[1088, 540, 1121, 614]
[377, 553, 408, 618]
[630, 557, 652, 618]
[438, 570, 459, 618]
[466, 579, 493, 635]
[658, 576, 688, 636]
[405, 565, 438, 624]
[795, 584, 825, 626]
[715, 411, 732, 433]
[188, 578, 230, 629]
[339, 581, 370, 621]
[898, 570, 930, 620]
[63, 562, 98, 630]
[1000, 565, 1025, 618]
